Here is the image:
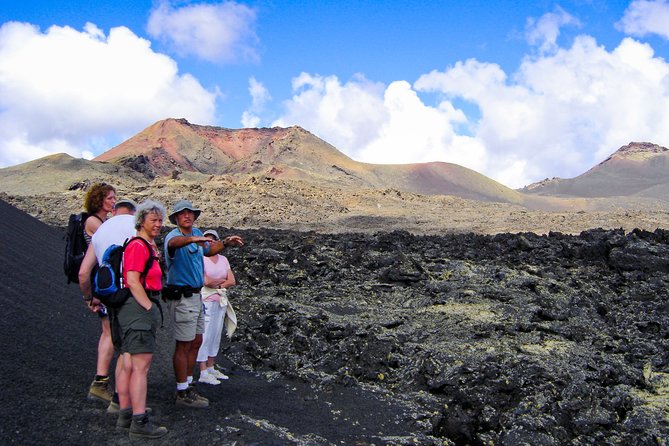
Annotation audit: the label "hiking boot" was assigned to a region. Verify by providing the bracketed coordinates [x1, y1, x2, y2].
[209, 368, 229, 380]
[87, 378, 113, 402]
[129, 414, 167, 439]
[116, 407, 153, 428]
[107, 400, 120, 414]
[176, 387, 209, 408]
[188, 386, 209, 404]
[198, 373, 220, 385]
[116, 408, 132, 429]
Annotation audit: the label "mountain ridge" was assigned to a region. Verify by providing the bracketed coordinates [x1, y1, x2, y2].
[93, 118, 524, 204]
[521, 142, 669, 199]
[2, 120, 668, 235]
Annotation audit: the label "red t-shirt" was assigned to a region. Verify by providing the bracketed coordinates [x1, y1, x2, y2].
[122, 238, 162, 291]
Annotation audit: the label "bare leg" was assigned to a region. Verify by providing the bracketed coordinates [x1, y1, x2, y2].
[187, 334, 203, 377]
[117, 353, 132, 409]
[97, 317, 114, 376]
[173, 340, 191, 383]
[129, 353, 153, 415]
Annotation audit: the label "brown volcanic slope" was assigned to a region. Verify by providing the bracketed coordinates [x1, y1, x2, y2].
[521, 142, 669, 199]
[95, 118, 524, 204]
[0, 152, 146, 195]
[2, 121, 669, 234]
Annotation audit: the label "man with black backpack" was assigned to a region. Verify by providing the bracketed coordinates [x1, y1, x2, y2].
[79, 199, 137, 411]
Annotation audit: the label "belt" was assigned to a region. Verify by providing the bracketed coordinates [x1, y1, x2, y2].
[147, 290, 161, 298]
[162, 286, 201, 300]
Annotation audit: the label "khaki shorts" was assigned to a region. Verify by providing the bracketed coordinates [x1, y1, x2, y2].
[168, 293, 205, 342]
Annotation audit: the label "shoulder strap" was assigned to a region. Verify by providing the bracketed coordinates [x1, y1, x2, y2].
[126, 237, 156, 280]
[82, 212, 103, 223]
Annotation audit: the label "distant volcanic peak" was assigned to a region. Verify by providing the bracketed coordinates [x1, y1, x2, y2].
[168, 117, 192, 126]
[617, 142, 667, 154]
[176, 116, 302, 134]
[520, 177, 563, 192]
[44, 152, 74, 160]
[605, 142, 669, 163]
[171, 120, 304, 161]
[173, 117, 301, 139]
[96, 119, 312, 164]
[94, 119, 330, 179]
[192, 123, 285, 137]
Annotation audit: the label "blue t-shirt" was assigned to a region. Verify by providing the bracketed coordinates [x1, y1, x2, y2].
[164, 227, 211, 288]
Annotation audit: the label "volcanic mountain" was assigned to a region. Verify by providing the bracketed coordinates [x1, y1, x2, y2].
[2, 120, 669, 234]
[94, 118, 524, 204]
[0, 152, 146, 196]
[521, 142, 669, 199]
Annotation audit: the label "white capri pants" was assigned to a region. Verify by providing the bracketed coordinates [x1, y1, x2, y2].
[197, 299, 228, 362]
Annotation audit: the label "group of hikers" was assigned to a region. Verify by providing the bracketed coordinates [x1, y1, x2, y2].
[75, 182, 243, 439]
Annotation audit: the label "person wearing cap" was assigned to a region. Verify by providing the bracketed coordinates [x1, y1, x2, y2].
[79, 198, 137, 412]
[163, 199, 243, 408]
[196, 229, 237, 385]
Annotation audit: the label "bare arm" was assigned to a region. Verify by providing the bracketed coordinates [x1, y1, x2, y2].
[84, 215, 102, 237]
[78, 244, 101, 312]
[203, 263, 237, 289]
[204, 235, 244, 257]
[167, 235, 211, 257]
[221, 269, 236, 288]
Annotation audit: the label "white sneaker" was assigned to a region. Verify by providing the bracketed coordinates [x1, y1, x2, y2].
[198, 373, 220, 385]
[210, 369, 229, 380]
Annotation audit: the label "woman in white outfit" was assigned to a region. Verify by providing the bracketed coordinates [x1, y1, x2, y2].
[197, 229, 237, 385]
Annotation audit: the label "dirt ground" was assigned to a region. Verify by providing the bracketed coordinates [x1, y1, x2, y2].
[3, 197, 668, 445]
[0, 199, 427, 445]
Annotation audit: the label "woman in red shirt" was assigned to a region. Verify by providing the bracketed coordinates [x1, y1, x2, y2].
[116, 200, 167, 439]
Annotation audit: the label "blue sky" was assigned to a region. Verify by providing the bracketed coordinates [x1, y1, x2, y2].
[2, 1, 669, 188]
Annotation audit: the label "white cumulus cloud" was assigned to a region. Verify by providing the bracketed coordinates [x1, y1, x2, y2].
[0, 21, 217, 167]
[415, 36, 669, 186]
[525, 6, 581, 54]
[415, 33, 669, 187]
[147, 0, 259, 64]
[272, 73, 485, 174]
[356, 81, 484, 170]
[272, 24, 669, 188]
[273, 73, 388, 159]
[617, 0, 669, 39]
[241, 77, 271, 127]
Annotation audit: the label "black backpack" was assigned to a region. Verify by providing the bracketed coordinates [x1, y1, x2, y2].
[63, 212, 93, 284]
[93, 237, 155, 308]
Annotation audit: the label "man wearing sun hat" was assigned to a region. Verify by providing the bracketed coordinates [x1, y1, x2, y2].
[163, 199, 243, 408]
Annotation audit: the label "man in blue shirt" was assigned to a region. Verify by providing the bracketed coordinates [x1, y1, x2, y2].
[164, 200, 243, 408]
